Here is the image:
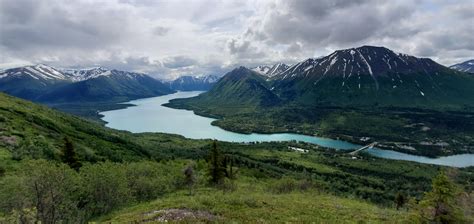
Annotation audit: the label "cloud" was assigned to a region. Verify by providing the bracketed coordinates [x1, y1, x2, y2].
[0, 0, 472, 77]
[229, 0, 473, 66]
[163, 56, 197, 69]
[153, 26, 170, 36]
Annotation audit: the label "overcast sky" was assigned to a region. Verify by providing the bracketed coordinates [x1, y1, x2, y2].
[0, 0, 473, 79]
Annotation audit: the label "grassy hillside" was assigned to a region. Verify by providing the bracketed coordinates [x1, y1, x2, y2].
[99, 178, 407, 223]
[0, 92, 472, 223]
[0, 92, 208, 163]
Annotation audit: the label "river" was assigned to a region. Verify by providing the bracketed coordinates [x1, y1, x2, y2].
[100, 91, 474, 167]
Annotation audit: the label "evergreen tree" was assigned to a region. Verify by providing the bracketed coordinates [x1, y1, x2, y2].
[207, 140, 225, 185]
[418, 172, 464, 223]
[395, 192, 406, 210]
[61, 137, 82, 171]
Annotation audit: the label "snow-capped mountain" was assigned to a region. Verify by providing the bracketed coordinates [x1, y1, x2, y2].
[62, 67, 110, 81]
[192, 46, 474, 108]
[168, 75, 220, 91]
[0, 64, 174, 102]
[272, 46, 444, 84]
[251, 63, 290, 77]
[450, 59, 474, 73]
[39, 69, 174, 102]
[0, 64, 72, 81]
[268, 46, 474, 106]
[266, 63, 290, 77]
[251, 65, 271, 75]
[0, 64, 73, 100]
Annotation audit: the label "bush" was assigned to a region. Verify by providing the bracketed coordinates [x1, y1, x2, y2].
[80, 162, 132, 216]
[125, 162, 178, 201]
[0, 160, 82, 223]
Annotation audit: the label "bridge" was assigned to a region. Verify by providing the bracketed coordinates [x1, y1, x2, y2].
[349, 142, 377, 155]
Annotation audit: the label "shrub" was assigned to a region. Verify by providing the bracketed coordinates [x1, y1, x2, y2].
[80, 162, 131, 216]
[125, 162, 178, 201]
[0, 160, 82, 223]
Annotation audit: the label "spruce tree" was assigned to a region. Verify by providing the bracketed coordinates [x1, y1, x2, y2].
[418, 172, 464, 223]
[208, 140, 225, 185]
[61, 137, 81, 171]
[395, 192, 406, 210]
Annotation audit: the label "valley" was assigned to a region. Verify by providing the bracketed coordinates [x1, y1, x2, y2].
[0, 92, 472, 223]
[102, 91, 474, 167]
[2, 1, 473, 222]
[0, 49, 473, 223]
[166, 46, 474, 158]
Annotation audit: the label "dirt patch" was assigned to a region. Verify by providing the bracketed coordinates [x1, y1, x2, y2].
[142, 208, 219, 223]
[0, 136, 18, 146]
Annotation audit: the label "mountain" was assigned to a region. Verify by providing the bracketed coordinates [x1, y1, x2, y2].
[270, 46, 474, 107]
[251, 65, 271, 75]
[38, 69, 175, 103]
[166, 67, 281, 112]
[251, 63, 290, 77]
[62, 67, 110, 81]
[168, 75, 219, 91]
[450, 59, 474, 73]
[0, 64, 73, 101]
[0, 65, 174, 103]
[173, 46, 474, 109]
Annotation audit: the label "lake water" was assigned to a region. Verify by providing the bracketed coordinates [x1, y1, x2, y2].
[100, 91, 474, 168]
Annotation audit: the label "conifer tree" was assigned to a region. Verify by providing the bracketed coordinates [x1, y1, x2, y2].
[61, 137, 81, 171]
[418, 172, 464, 223]
[395, 192, 406, 210]
[208, 140, 225, 185]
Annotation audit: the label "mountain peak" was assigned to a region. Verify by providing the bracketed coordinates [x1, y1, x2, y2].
[450, 59, 474, 73]
[274, 46, 444, 83]
[251, 63, 289, 77]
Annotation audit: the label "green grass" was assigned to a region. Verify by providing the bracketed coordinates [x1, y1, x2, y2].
[99, 178, 407, 223]
[244, 149, 338, 174]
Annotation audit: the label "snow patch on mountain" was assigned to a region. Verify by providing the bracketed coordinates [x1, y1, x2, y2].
[252, 63, 290, 77]
[450, 59, 474, 73]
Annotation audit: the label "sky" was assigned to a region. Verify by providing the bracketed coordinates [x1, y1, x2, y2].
[0, 0, 473, 79]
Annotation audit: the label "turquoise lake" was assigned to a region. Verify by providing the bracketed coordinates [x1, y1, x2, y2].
[100, 91, 474, 167]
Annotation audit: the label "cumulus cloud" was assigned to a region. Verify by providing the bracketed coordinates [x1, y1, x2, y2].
[0, 0, 472, 78]
[231, 0, 473, 66]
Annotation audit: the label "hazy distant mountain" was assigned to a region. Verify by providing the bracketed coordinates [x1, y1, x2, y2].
[450, 59, 474, 73]
[0, 65, 174, 103]
[173, 46, 474, 109]
[168, 75, 219, 91]
[251, 63, 289, 77]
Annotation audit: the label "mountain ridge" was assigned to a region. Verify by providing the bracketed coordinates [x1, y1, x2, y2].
[252, 63, 290, 77]
[267, 45, 474, 107]
[0, 65, 174, 103]
[167, 75, 219, 91]
[170, 46, 474, 109]
[450, 59, 474, 73]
